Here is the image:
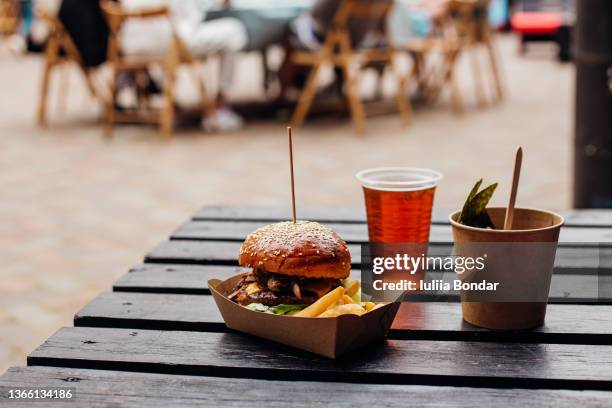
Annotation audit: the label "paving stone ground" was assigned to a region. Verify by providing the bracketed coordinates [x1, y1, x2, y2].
[0, 35, 573, 374]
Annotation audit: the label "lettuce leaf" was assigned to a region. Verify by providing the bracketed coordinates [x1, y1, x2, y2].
[245, 303, 307, 315]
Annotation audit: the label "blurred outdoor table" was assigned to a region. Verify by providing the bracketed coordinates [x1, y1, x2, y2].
[205, 0, 421, 51]
[206, 0, 311, 51]
[2, 206, 612, 406]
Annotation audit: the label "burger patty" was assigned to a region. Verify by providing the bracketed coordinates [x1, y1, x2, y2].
[229, 269, 341, 306]
[240, 289, 319, 306]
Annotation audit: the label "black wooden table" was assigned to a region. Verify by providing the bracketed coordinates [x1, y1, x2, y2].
[2, 206, 612, 407]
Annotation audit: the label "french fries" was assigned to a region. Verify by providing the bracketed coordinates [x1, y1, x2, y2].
[363, 302, 376, 311]
[300, 280, 387, 317]
[314, 299, 388, 318]
[371, 303, 386, 312]
[294, 286, 345, 317]
[246, 279, 387, 318]
[319, 303, 366, 318]
[344, 279, 360, 297]
[342, 294, 355, 304]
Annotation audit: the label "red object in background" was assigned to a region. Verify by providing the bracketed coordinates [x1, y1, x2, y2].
[511, 12, 562, 35]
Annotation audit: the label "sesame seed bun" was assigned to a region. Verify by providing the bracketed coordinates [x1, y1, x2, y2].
[238, 221, 351, 279]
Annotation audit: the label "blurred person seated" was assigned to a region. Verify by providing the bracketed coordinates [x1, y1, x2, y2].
[388, 0, 452, 44]
[58, 0, 110, 67]
[119, 0, 248, 132]
[44, 0, 166, 113]
[0, 0, 53, 54]
[29, 0, 112, 54]
[277, 0, 391, 102]
[1, 0, 32, 54]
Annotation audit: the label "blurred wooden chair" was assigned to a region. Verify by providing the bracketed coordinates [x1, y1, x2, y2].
[449, 0, 503, 107]
[446, 0, 504, 110]
[100, 1, 214, 139]
[402, 6, 463, 111]
[37, 8, 101, 127]
[289, 0, 411, 134]
[0, 0, 20, 38]
[405, 0, 504, 113]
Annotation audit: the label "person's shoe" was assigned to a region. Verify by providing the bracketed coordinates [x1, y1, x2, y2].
[116, 87, 138, 110]
[6, 35, 26, 55]
[201, 107, 244, 133]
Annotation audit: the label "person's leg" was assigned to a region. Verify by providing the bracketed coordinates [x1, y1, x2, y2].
[182, 18, 247, 131]
[217, 52, 237, 105]
[204, 52, 244, 132]
[277, 15, 324, 102]
[186, 18, 247, 55]
[277, 38, 304, 102]
[186, 17, 247, 98]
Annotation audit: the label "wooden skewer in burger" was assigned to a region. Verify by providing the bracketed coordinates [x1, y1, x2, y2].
[229, 128, 351, 311]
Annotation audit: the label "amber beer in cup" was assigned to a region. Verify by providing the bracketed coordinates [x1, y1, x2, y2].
[356, 168, 442, 243]
[357, 168, 442, 304]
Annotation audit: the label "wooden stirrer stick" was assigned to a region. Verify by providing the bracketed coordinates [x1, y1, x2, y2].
[504, 146, 523, 230]
[288, 127, 297, 223]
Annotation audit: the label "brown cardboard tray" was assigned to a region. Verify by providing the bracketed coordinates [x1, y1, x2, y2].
[209, 274, 400, 358]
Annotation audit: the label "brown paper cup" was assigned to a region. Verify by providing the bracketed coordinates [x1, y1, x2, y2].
[449, 207, 564, 330]
[209, 274, 400, 358]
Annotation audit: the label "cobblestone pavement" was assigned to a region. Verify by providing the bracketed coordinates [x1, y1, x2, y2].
[0, 35, 573, 374]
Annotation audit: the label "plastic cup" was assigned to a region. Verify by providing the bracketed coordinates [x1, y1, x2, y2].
[356, 167, 443, 243]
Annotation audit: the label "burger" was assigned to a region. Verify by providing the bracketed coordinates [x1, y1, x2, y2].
[229, 220, 351, 313]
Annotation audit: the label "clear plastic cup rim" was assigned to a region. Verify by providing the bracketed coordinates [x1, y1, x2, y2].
[356, 167, 443, 192]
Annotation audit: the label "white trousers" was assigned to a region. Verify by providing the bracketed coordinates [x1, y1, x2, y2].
[122, 17, 248, 95]
[180, 18, 247, 95]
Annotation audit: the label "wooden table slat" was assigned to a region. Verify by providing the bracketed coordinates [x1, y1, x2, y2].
[145, 240, 610, 275]
[3, 366, 610, 408]
[172, 220, 612, 244]
[194, 206, 612, 228]
[114, 264, 609, 303]
[145, 240, 364, 267]
[27, 327, 612, 390]
[74, 292, 612, 344]
[114, 264, 249, 294]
